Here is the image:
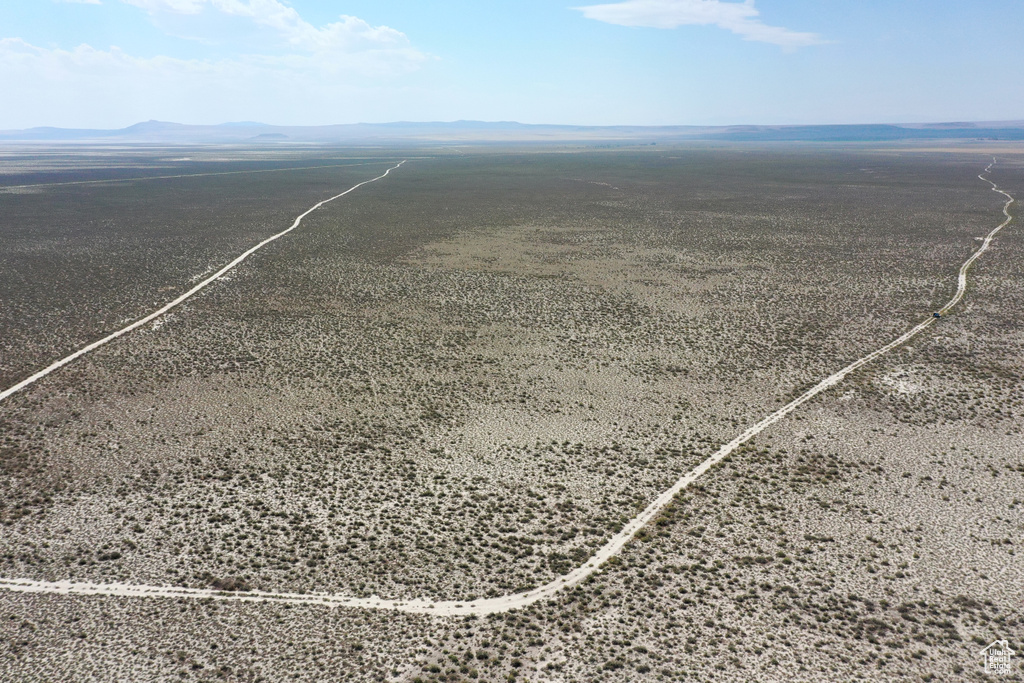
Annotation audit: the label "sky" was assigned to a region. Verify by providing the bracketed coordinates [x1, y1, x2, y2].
[1, 0, 1022, 129]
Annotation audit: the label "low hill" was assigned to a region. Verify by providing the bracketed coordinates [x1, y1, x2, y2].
[2, 119, 1024, 144]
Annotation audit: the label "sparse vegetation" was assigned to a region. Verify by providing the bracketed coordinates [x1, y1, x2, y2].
[0, 143, 1022, 681]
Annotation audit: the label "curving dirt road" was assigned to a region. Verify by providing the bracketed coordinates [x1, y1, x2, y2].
[0, 160, 1015, 615]
[0, 160, 406, 404]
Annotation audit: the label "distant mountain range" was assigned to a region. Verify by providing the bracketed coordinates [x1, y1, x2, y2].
[2, 119, 1024, 144]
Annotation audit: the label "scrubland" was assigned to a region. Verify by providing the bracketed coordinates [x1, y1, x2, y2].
[1, 144, 1021, 681]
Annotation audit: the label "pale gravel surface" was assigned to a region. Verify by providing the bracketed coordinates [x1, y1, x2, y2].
[0, 159, 1014, 618]
[0, 161, 406, 404]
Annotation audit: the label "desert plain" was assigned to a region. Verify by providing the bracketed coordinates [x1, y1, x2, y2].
[0, 143, 1022, 681]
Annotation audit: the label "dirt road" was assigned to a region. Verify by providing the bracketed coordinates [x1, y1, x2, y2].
[0, 160, 1014, 615]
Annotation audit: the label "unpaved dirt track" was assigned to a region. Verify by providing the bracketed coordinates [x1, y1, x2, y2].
[0, 160, 1015, 615]
[0, 160, 419, 191]
[0, 160, 406, 404]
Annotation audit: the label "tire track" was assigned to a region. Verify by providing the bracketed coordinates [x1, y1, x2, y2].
[0, 159, 1014, 615]
[0, 160, 406, 404]
[0, 160, 419, 191]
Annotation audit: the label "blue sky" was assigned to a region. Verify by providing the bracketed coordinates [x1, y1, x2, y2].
[1, 0, 1021, 128]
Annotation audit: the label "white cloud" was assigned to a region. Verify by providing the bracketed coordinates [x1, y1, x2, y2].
[0, 36, 433, 128]
[122, 0, 206, 11]
[0, 1, 432, 128]
[574, 0, 825, 48]
[121, 0, 413, 55]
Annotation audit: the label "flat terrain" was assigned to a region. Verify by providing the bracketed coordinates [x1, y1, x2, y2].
[0, 144, 1021, 681]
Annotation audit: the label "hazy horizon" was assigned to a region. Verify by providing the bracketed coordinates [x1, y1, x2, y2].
[2, 1, 1022, 130]
[8, 117, 1024, 132]
[2, 5, 1022, 679]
